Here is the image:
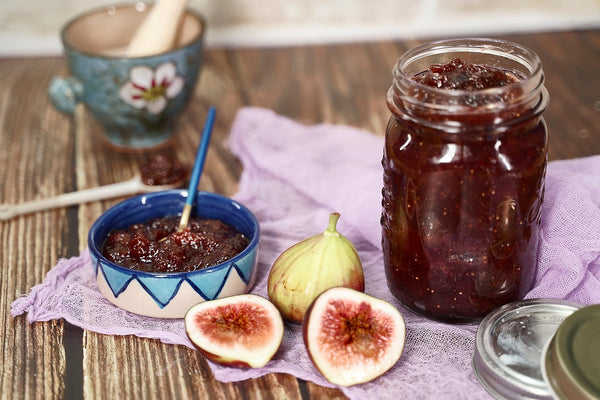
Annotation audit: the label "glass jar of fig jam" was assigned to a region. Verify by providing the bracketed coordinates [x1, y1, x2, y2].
[382, 38, 549, 322]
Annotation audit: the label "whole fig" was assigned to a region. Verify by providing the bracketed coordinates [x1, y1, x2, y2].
[267, 212, 365, 323]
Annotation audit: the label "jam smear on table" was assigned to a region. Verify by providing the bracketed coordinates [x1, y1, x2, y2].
[382, 58, 547, 321]
[102, 216, 250, 273]
[140, 153, 188, 186]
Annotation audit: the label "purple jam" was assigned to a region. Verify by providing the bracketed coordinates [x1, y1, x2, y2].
[383, 57, 547, 321]
[102, 216, 249, 273]
[412, 58, 521, 91]
[140, 154, 188, 186]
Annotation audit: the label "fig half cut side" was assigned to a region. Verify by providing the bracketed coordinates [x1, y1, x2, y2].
[185, 294, 284, 368]
[303, 287, 406, 387]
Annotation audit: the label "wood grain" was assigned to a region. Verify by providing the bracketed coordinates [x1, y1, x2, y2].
[1, 30, 599, 399]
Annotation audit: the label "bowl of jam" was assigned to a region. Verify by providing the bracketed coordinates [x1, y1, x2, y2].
[88, 190, 260, 318]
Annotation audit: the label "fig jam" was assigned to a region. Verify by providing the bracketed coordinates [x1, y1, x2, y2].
[102, 216, 249, 273]
[140, 153, 188, 186]
[382, 39, 549, 322]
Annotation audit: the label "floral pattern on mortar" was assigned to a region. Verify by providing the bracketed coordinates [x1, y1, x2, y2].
[119, 62, 184, 114]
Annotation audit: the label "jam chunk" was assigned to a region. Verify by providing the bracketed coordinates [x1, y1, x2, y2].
[413, 58, 521, 91]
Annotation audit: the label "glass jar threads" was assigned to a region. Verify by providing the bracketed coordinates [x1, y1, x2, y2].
[381, 38, 549, 322]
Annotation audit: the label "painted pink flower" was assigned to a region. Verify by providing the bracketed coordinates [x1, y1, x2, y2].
[119, 62, 184, 114]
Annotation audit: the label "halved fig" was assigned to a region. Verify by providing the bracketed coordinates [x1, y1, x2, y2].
[185, 294, 284, 368]
[303, 287, 406, 386]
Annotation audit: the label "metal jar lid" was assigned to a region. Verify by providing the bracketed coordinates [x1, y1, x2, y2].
[541, 303, 600, 400]
[473, 299, 582, 399]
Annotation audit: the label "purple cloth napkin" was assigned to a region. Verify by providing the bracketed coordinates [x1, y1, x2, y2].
[12, 107, 600, 399]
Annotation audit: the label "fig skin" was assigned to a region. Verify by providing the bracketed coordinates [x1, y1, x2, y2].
[184, 294, 284, 368]
[302, 287, 406, 387]
[268, 212, 365, 324]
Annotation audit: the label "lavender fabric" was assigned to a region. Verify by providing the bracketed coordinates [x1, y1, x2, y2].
[12, 107, 600, 399]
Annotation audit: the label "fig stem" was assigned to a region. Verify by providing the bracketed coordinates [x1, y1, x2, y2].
[324, 212, 340, 237]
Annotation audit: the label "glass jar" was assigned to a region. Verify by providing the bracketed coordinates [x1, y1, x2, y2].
[381, 38, 549, 322]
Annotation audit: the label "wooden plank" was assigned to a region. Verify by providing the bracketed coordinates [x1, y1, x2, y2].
[0, 57, 75, 400]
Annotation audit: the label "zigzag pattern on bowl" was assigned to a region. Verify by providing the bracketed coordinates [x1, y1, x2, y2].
[92, 246, 257, 309]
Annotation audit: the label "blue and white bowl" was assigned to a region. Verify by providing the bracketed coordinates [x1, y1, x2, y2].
[88, 190, 260, 318]
[48, 4, 205, 151]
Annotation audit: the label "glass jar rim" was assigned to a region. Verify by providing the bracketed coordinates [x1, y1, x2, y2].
[393, 37, 544, 99]
[387, 37, 549, 131]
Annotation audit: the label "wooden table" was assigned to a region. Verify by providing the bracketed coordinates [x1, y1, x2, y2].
[2, 30, 599, 399]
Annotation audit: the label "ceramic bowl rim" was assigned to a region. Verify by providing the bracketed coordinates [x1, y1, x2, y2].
[88, 189, 260, 278]
[60, 3, 206, 59]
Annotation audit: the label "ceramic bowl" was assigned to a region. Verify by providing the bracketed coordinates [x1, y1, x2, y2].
[88, 190, 260, 318]
[49, 4, 205, 151]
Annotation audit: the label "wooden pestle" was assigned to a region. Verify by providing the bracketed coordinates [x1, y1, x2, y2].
[126, 0, 191, 57]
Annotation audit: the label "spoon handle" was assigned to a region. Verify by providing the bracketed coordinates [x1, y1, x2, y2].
[178, 106, 216, 230]
[0, 176, 145, 220]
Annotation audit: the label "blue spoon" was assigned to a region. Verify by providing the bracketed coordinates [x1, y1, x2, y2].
[177, 106, 216, 231]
